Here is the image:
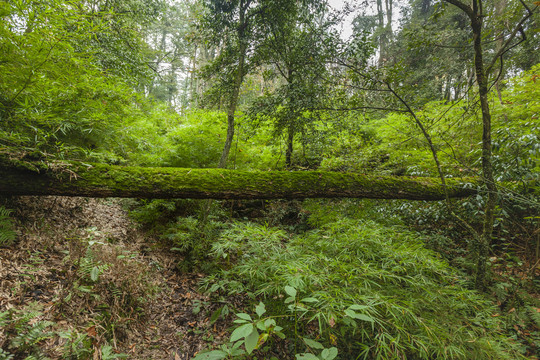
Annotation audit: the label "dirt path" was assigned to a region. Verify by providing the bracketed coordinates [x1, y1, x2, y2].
[0, 196, 227, 359]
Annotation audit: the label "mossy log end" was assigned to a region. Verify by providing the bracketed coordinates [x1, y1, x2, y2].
[0, 157, 478, 200]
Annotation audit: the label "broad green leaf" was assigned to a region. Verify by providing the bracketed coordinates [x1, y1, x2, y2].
[192, 350, 228, 360]
[300, 297, 319, 303]
[255, 302, 266, 317]
[285, 296, 295, 304]
[348, 304, 368, 311]
[244, 329, 259, 354]
[264, 318, 276, 328]
[256, 320, 267, 331]
[345, 309, 374, 322]
[231, 348, 246, 357]
[90, 266, 100, 281]
[296, 353, 320, 360]
[303, 337, 324, 349]
[236, 313, 252, 321]
[230, 323, 253, 342]
[321, 347, 338, 360]
[285, 286, 297, 298]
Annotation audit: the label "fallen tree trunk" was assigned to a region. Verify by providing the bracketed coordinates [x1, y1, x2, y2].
[0, 156, 478, 200]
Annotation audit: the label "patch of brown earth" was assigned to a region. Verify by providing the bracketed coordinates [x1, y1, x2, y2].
[0, 196, 229, 359]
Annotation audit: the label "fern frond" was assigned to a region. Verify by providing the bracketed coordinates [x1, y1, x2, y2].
[0, 206, 16, 246]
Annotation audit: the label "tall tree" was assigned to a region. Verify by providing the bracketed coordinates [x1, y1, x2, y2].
[201, 0, 320, 168]
[201, 0, 259, 168]
[440, 0, 537, 289]
[248, 1, 337, 168]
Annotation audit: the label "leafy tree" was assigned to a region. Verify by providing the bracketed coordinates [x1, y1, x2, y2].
[247, 1, 339, 168]
[200, 0, 323, 168]
[200, 0, 260, 168]
[442, 0, 538, 289]
[389, 0, 473, 103]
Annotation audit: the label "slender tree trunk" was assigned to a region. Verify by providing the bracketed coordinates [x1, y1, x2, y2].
[376, 0, 386, 66]
[218, 42, 245, 168]
[218, 0, 248, 169]
[470, 0, 497, 289]
[443, 0, 498, 289]
[494, 0, 507, 108]
[189, 44, 198, 108]
[285, 125, 294, 168]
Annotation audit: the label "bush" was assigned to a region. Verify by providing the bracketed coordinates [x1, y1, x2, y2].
[203, 214, 524, 359]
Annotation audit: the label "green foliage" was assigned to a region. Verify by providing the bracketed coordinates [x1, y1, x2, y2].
[0, 303, 54, 359]
[126, 198, 225, 271]
[0, 206, 16, 246]
[166, 216, 226, 273]
[126, 198, 200, 226]
[203, 211, 524, 359]
[0, 301, 127, 360]
[60, 233, 160, 348]
[318, 65, 540, 183]
[0, 0, 168, 160]
[193, 299, 337, 360]
[491, 64, 540, 183]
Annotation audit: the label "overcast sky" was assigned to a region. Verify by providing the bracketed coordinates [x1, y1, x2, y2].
[327, 0, 356, 39]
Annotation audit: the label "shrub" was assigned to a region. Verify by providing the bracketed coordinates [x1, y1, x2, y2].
[204, 215, 524, 359]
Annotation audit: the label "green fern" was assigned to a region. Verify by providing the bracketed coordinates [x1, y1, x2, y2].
[1, 304, 54, 359]
[528, 306, 540, 328]
[0, 206, 16, 246]
[0, 348, 15, 360]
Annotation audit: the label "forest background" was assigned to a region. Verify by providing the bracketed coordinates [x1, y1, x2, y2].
[0, 0, 539, 359]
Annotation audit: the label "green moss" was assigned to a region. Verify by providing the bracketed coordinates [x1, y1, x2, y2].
[0, 155, 480, 200]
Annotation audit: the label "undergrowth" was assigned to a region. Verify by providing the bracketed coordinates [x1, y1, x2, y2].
[0, 302, 127, 359]
[125, 198, 226, 272]
[198, 205, 527, 359]
[0, 226, 160, 359]
[60, 233, 161, 342]
[0, 206, 16, 247]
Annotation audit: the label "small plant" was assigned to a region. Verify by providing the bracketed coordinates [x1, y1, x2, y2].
[166, 216, 225, 272]
[193, 287, 338, 360]
[0, 303, 54, 359]
[60, 234, 160, 348]
[0, 206, 16, 246]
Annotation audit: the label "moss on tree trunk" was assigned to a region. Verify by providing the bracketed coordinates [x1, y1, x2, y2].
[0, 155, 480, 200]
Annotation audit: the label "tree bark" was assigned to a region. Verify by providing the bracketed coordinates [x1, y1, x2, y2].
[0, 157, 478, 200]
[218, 0, 249, 169]
[444, 0, 498, 290]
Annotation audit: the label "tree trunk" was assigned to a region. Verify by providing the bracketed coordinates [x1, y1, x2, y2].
[218, 0, 248, 169]
[469, 0, 497, 291]
[0, 157, 479, 200]
[285, 125, 294, 168]
[444, 0, 498, 290]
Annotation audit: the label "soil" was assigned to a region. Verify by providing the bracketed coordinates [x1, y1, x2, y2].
[0, 196, 230, 359]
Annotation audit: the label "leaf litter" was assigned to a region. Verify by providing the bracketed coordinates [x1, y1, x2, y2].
[0, 196, 230, 359]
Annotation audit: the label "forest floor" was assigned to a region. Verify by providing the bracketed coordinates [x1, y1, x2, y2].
[0, 196, 230, 359]
[1, 196, 539, 359]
